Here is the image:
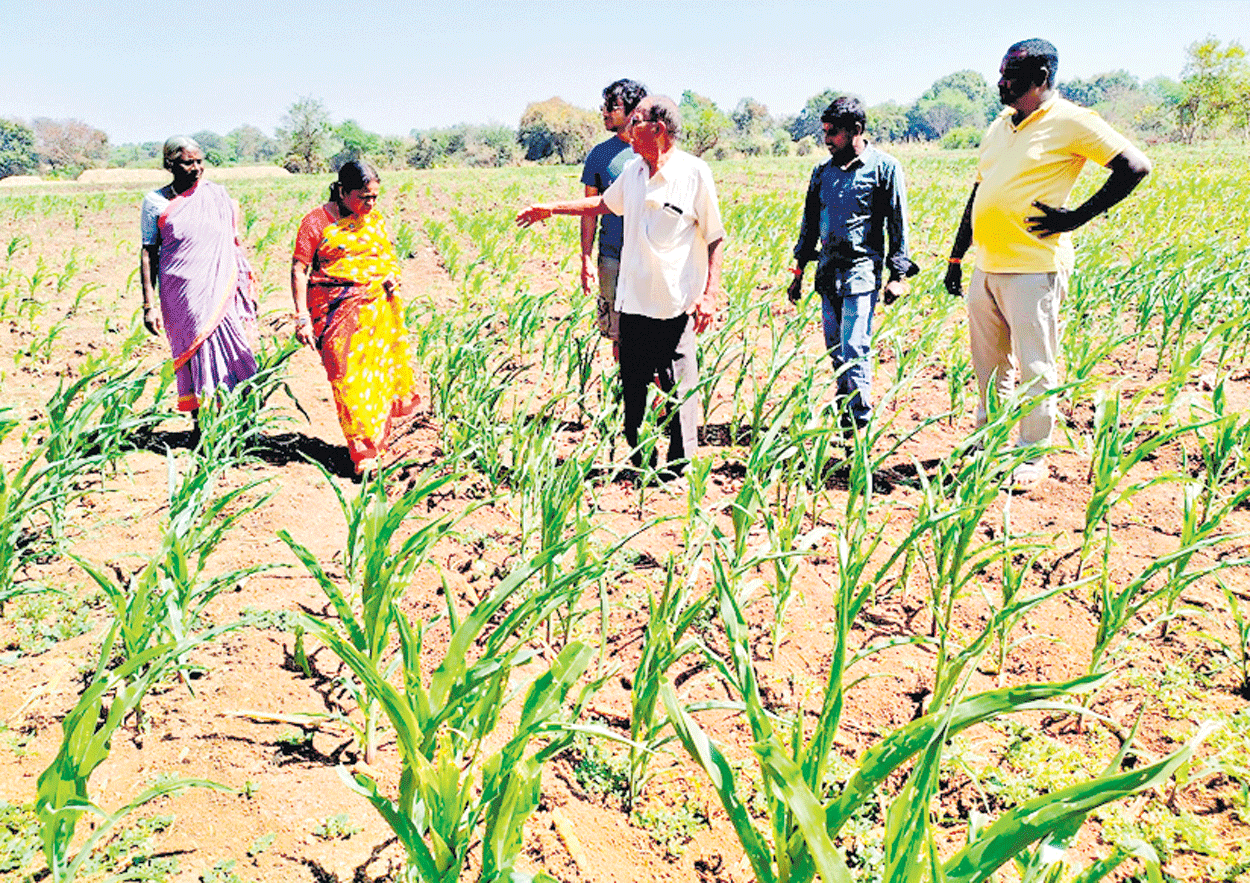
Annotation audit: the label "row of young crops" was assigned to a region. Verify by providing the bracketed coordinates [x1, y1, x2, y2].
[0, 146, 1248, 882]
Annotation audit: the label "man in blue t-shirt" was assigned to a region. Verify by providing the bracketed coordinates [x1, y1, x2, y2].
[581, 78, 647, 354]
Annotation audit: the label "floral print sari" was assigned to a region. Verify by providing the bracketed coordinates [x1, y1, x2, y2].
[300, 207, 417, 468]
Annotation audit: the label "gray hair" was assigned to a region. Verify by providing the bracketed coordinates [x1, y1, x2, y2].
[641, 95, 681, 142]
[162, 136, 202, 170]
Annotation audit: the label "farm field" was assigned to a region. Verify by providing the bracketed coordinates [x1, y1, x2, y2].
[0, 145, 1248, 883]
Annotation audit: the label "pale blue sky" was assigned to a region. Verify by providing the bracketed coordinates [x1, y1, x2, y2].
[3, 0, 1248, 143]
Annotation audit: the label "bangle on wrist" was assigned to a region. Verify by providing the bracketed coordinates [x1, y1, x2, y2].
[948, 257, 962, 265]
[295, 313, 311, 326]
[790, 267, 803, 277]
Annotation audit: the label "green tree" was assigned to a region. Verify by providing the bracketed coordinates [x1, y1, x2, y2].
[789, 88, 841, 141]
[278, 96, 333, 173]
[0, 119, 37, 178]
[905, 70, 993, 141]
[1180, 36, 1250, 141]
[1135, 76, 1184, 142]
[732, 97, 770, 136]
[227, 125, 280, 164]
[109, 141, 161, 169]
[679, 91, 731, 156]
[517, 97, 598, 163]
[908, 89, 982, 140]
[867, 102, 910, 143]
[924, 69, 996, 120]
[332, 119, 381, 169]
[191, 130, 234, 166]
[407, 129, 447, 169]
[376, 135, 410, 169]
[466, 125, 519, 167]
[1060, 70, 1139, 108]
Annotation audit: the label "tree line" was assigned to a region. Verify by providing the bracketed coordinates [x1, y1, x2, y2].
[2, 36, 1247, 180]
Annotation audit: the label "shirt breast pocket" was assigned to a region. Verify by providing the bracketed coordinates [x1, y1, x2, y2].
[645, 198, 693, 248]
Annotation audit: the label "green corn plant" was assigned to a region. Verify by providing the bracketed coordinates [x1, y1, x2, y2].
[35, 636, 228, 883]
[303, 541, 608, 882]
[5, 233, 29, 261]
[626, 557, 715, 810]
[1159, 479, 1250, 634]
[192, 337, 304, 467]
[37, 365, 170, 537]
[661, 560, 1134, 883]
[279, 463, 463, 763]
[1191, 378, 1250, 521]
[984, 521, 1053, 686]
[696, 315, 747, 424]
[1061, 317, 1130, 420]
[1088, 532, 1242, 682]
[52, 248, 79, 295]
[0, 412, 64, 610]
[757, 486, 827, 656]
[73, 454, 272, 722]
[393, 219, 417, 258]
[745, 329, 808, 441]
[943, 337, 977, 423]
[158, 455, 275, 635]
[67, 280, 103, 317]
[892, 717, 1215, 883]
[1011, 839, 1162, 883]
[1076, 385, 1201, 580]
[1202, 579, 1250, 696]
[13, 319, 67, 365]
[911, 430, 1039, 708]
[519, 442, 604, 646]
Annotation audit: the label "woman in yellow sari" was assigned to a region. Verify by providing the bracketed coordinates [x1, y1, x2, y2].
[291, 161, 418, 474]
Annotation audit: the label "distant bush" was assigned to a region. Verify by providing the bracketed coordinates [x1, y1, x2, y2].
[408, 124, 518, 169]
[517, 98, 599, 164]
[941, 127, 983, 149]
[0, 119, 38, 179]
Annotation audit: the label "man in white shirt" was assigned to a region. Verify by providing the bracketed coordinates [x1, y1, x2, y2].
[517, 95, 725, 477]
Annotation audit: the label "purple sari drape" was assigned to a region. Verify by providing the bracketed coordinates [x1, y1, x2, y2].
[157, 180, 258, 411]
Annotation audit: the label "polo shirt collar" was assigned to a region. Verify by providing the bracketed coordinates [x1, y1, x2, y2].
[1009, 94, 1058, 132]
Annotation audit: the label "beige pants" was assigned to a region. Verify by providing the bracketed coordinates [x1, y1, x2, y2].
[967, 268, 1067, 448]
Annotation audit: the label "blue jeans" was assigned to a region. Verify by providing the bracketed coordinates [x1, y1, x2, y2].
[821, 291, 876, 427]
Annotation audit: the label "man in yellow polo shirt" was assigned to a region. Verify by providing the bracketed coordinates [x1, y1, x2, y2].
[944, 38, 1151, 490]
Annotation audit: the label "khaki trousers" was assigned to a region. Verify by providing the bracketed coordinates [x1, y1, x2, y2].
[966, 268, 1068, 448]
[596, 256, 621, 341]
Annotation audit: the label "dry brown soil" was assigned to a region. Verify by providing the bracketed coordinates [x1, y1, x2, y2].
[0, 177, 1247, 883]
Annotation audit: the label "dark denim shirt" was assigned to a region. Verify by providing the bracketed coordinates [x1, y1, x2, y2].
[793, 145, 915, 296]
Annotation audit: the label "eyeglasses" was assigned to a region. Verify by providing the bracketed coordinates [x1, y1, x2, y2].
[601, 101, 620, 112]
[626, 115, 654, 129]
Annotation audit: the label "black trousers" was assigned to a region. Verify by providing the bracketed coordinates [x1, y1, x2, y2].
[618, 312, 699, 472]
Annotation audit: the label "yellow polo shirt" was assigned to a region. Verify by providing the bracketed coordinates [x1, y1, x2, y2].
[972, 96, 1131, 273]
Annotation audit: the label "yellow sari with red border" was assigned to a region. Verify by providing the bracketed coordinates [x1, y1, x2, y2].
[306, 209, 417, 468]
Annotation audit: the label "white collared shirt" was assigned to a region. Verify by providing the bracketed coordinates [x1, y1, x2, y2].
[601, 149, 725, 319]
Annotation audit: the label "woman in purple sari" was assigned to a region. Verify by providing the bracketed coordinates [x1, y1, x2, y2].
[140, 136, 258, 429]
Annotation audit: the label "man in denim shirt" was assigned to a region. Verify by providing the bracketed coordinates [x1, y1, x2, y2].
[788, 96, 917, 430]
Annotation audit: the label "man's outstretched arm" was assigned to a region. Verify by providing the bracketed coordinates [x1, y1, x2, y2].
[517, 195, 611, 227]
